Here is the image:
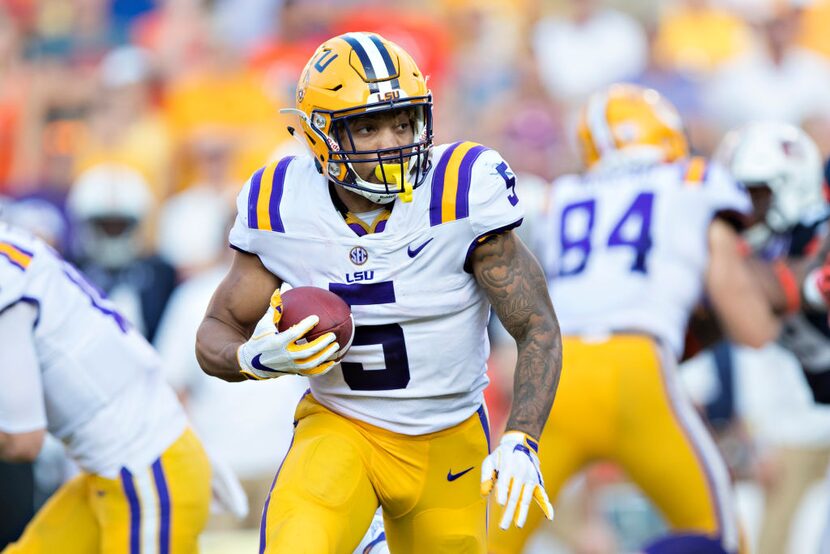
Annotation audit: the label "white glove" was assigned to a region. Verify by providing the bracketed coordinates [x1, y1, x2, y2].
[238, 290, 339, 380]
[480, 431, 554, 530]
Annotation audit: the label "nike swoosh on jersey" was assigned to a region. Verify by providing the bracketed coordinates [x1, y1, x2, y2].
[447, 466, 474, 481]
[407, 238, 434, 258]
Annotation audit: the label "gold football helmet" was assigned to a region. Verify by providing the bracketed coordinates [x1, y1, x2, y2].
[577, 84, 688, 168]
[283, 32, 433, 203]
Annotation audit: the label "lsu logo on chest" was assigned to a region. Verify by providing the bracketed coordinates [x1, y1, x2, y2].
[346, 270, 375, 283]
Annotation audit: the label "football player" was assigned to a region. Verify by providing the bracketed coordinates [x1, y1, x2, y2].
[0, 223, 212, 553]
[195, 32, 562, 553]
[489, 84, 779, 554]
[715, 121, 830, 554]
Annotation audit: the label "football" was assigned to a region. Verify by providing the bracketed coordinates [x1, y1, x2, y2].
[277, 286, 354, 362]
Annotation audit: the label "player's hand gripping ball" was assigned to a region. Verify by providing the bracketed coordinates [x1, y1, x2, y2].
[278, 287, 354, 363]
[237, 287, 353, 380]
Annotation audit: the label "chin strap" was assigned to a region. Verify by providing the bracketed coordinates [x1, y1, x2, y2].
[375, 163, 414, 203]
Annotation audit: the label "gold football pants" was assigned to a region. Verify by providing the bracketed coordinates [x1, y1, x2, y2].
[259, 394, 491, 554]
[4, 428, 211, 554]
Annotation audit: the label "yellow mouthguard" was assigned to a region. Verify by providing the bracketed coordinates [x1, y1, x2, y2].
[375, 163, 413, 203]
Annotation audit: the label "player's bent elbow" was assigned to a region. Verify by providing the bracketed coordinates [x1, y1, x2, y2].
[0, 429, 45, 462]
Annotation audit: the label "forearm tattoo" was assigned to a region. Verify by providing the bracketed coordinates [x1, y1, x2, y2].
[473, 232, 562, 439]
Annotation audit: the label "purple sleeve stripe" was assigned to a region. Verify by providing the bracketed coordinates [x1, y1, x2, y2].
[455, 145, 488, 220]
[269, 157, 294, 233]
[429, 142, 463, 226]
[260, 436, 295, 554]
[120, 467, 141, 554]
[462, 218, 523, 273]
[476, 405, 491, 453]
[328, 282, 396, 305]
[247, 166, 266, 229]
[152, 459, 171, 554]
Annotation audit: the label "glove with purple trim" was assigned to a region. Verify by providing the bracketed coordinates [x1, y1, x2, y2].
[480, 430, 554, 530]
[237, 290, 339, 380]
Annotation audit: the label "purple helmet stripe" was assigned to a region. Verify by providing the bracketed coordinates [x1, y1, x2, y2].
[341, 35, 380, 94]
[368, 34, 400, 89]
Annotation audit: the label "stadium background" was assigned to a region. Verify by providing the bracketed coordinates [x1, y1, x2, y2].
[2, 0, 830, 552]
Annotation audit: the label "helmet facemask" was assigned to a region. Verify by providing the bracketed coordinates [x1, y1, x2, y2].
[316, 101, 433, 204]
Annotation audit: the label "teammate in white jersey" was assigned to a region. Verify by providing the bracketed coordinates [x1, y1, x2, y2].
[489, 84, 779, 554]
[195, 32, 562, 553]
[0, 223, 211, 553]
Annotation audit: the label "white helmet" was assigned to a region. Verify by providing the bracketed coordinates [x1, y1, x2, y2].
[715, 121, 825, 232]
[67, 164, 153, 268]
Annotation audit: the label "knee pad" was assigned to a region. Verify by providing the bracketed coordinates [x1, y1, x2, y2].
[642, 533, 731, 554]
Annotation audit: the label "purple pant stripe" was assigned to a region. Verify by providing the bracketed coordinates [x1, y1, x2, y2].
[120, 467, 141, 554]
[655, 344, 731, 544]
[151, 458, 171, 554]
[259, 436, 295, 554]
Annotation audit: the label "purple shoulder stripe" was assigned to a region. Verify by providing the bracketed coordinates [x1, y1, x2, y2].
[269, 156, 295, 233]
[455, 145, 489, 220]
[247, 166, 266, 229]
[429, 142, 463, 226]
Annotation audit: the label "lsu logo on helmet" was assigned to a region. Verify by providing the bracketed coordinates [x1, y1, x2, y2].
[282, 32, 433, 204]
[577, 84, 688, 168]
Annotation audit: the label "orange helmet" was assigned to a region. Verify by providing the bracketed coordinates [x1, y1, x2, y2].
[283, 32, 433, 204]
[576, 84, 688, 168]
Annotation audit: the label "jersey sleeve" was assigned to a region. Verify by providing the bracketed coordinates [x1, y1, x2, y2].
[0, 302, 46, 433]
[466, 148, 525, 240]
[0, 242, 32, 314]
[228, 175, 256, 254]
[229, 158, 295, 256]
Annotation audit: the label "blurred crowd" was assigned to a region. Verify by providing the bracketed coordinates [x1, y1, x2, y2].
[5, 0, 830, 552]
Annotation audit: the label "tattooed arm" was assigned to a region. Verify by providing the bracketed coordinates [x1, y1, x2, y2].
[471, 230, 562, 439]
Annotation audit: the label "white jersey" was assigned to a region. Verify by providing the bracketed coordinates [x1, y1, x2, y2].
[536, 158, 751, 357]
[0, 225, 186, 477]
[229, 142, 524, 434]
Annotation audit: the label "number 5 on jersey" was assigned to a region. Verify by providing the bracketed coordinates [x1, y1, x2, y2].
[328, 281, 410, 391]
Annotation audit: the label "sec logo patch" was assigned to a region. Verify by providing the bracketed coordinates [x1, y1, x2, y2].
[349, 246, 368, 265]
